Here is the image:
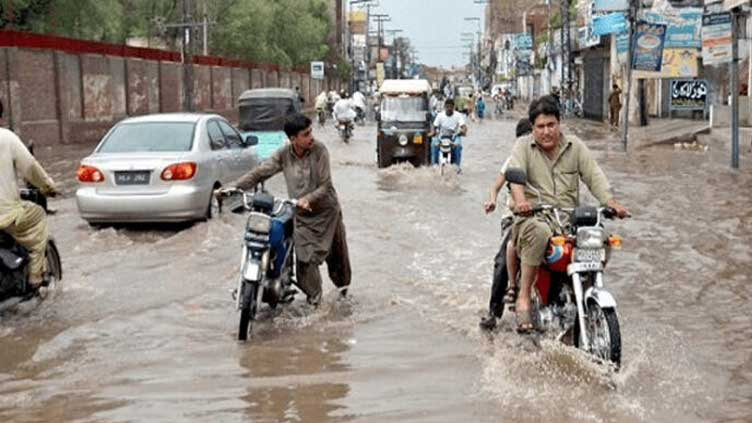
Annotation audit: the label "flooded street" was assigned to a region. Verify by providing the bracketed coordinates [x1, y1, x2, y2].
[1, 116, 751, 422]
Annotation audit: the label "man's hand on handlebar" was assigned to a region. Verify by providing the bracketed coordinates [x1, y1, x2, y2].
[214, 187, 238, 199]
[297, 197, 312, 212]
[513, 199, 534, 216]
[606, 199, 630, 219]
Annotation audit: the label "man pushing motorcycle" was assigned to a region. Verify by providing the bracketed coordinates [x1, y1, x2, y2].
[506, 96, 628, 333]
[221, 113, 351, 307]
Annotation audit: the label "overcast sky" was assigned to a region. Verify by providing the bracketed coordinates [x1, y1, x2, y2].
[351, 0, 486, 68]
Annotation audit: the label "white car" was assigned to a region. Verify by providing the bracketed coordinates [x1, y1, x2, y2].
[76, 113, 259, 223]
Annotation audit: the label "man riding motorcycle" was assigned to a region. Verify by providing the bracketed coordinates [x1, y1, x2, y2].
[506, 96, 628, 333]
[0, 100, 59, 290]
[428, 98, 467, 170]
[225, 113, 351, 306]
[315, 91, 329, 125]
[351, 90, 367, 124]
[332, 92, 356, 140]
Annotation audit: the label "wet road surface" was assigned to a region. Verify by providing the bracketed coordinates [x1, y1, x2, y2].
[1, 115, 751, 422]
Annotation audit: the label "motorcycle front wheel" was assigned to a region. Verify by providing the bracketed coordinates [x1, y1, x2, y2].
[576, 304, 621, 368]
[238, 282, 259, 341]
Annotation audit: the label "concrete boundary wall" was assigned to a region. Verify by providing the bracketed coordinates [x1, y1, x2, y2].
[0, 31, 331, 146]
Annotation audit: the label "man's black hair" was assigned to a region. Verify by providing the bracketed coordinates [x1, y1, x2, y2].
[444, 98, 455, 106]
[528, 95, 560, 124]
[516, 118, 532, 137]
[612, 83, 619, 89]
[284, 113, 312, 138]
[0, 99, 4, 119]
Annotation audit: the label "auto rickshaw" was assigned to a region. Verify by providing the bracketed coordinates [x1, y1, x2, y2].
[375, 79, 432, 168]
[237, 88, 301, 160]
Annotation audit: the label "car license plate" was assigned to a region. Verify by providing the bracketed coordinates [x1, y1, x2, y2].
[114, 171, 151, 185]
[575, 248, 603, 263]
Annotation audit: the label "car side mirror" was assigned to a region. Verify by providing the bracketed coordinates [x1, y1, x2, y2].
[243, 134, 259, 146]
[375, 112, 381, 122]
[505, 168, 527, 185]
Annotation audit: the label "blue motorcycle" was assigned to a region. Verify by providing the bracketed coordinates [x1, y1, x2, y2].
[219, 187, 298, 341]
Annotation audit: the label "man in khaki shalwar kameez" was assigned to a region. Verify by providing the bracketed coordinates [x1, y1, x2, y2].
[507, 96, 628, 332]
[231, 113, 350, 306]
[0, 123, 58, 288]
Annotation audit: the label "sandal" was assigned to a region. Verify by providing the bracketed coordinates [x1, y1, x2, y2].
[515, 304, 534, 334]
[503, 285, 518, 304]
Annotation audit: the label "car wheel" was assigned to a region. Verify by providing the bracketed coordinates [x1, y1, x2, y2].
[205, 187, 222, 220]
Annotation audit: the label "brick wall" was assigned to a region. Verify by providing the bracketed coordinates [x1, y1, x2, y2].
[0, 31, 331, 147]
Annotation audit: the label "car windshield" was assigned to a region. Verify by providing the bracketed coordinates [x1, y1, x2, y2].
[380, 96, 427, 122]
[97, 122, 195, 153]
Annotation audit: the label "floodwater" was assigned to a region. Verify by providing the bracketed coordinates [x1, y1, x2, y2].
[1, 114, 751, 422]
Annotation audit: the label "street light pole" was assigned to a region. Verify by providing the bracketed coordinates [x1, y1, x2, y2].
[620, 0, 636, 151]
[731, 7, 740, 169]
[182, 0, 194, 112]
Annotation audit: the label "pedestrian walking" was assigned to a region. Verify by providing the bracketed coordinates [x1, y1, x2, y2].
[608, 83, 622, 130]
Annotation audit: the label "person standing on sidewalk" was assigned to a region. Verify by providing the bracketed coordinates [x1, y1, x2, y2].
[608, 84, 622, 130]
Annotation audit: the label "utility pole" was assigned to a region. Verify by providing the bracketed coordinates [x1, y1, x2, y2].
[731, 7, 740, 169]
[560, 0, 570, 103]
[620, 0, 636, 151]
[182, 0, 194, 112]
[202, 0, 208, 56]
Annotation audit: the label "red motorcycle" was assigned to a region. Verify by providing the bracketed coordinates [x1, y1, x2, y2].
[506, 168, 627, 368]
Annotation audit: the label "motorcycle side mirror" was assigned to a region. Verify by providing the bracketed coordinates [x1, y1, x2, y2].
[505, 168, 527, 185]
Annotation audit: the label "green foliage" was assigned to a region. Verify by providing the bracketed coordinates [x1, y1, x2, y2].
[0, 0, 332, 69]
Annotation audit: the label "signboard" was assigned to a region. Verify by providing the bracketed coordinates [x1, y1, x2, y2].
[616, 31, 629, 60]
[670, 79, 707, 110]
[643, 8, 702, 49]
[724, 0, 749, 10]
[702, 12, 732, 65]
[578, 26, 601, 48]
[310, 61, 324, 80]
[593, 13, 628, 36]
[632, 21, 667, 72]
[593, 0, 629, 12]
[514, 33, 533, 49]
[661, 49, 699, 78]
[376, 62, 385, 86]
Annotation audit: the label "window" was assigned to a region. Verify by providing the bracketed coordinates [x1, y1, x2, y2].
[207, 120, 226, 150]
[97, 122, 195, 153]
[217, 120, 243, 149]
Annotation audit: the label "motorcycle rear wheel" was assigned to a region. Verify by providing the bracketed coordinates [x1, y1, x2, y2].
[576, 304, 621, 368]
[238, 282, 259, 341]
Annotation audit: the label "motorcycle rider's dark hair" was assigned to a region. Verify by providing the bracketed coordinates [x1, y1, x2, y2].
[283, 113, 312, 138]
[444, 98, 454, 106]
[516, 118, 532, 137]
[528, 95, 560, 123]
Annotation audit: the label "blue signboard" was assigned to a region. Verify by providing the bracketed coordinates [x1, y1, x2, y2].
[593, 0, 628, 12]
[642, 9, 702, 49]
[616, 31, 629, 55]
[514, 33, 533, 49]
[632, 21, 667, 72]
[592, 12, 628, 36]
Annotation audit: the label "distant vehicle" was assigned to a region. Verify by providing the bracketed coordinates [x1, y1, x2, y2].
[76, 113, 259, 224]
[375, 79, 432, 168]
[237, 88, 301, 160]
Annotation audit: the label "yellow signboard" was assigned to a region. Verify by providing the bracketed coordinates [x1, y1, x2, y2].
[633, 48, 698, 79]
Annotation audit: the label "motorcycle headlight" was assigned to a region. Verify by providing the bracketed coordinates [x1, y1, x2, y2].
[247, 212, 271, 234]
[576, 227, 604, 249]
[398, 134, 409, 146]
